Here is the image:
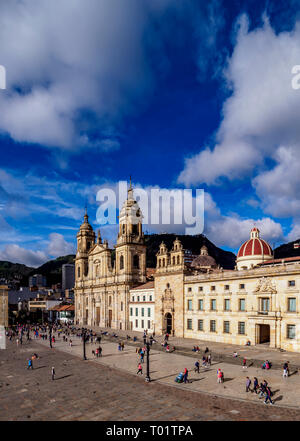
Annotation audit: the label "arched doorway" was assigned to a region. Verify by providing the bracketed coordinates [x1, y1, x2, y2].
[165, 313, 172, 334]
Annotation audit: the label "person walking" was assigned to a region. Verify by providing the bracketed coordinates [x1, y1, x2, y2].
[137, 363, 143, 375]
[99, 346, 102, 357]
[253, 377, 259, 394]
[217, 368, 223, 384]
[51, 366, 55, 381]
[264, 386, 274, 405]
[207, 354, 211, 366]
[194, 360, 200, 373]
[183, 368, 189, 384]
[27, 359, 33, 370]
[283, 362, 289, 378]
[242, 358, 247, 369]
[140, 350, 144, 364]
[246, 377, 251, 392]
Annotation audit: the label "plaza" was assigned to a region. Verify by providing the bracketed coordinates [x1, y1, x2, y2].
[2, 328, 300, 421]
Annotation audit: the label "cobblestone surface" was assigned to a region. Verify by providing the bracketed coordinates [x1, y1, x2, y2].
[1, 338, 300, 421]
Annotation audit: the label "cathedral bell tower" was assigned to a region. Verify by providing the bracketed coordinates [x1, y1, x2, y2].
[115, 179, 146, 283]
[75, 209, 96, 282]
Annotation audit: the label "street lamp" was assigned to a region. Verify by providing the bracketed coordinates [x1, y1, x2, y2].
[49, 323, 53, 348]
[82, 328, 87, 360]
[145, 340, 151, 382]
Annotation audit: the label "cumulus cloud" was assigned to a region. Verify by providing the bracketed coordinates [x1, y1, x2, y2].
[0, 244, 48, 267]
[178, 14, 300, 199]
[47, 233, 75, 257]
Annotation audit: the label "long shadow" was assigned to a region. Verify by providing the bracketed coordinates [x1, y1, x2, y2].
[223, 377, 234, 383]
[273, 395, 283, 403]
[33, 366, 46, 370]
[151, 372, 184, 382]
[289, 370, 298, 377]
[55, 374, 73, 380]
[271, 389, 280, 395]
[189, 377, 204, 383]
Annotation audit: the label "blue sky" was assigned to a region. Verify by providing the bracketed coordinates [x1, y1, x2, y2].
[0, 0, 300, 266]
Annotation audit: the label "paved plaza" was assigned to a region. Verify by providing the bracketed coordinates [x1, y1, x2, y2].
[1, 333, 300, 421]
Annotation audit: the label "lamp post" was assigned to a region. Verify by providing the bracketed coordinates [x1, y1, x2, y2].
[145, 340, 151, 382]
[82, 328, 87, 360]
[49, 323, 52, 348]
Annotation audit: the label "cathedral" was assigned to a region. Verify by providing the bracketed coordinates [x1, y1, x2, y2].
[74, 181, 146, 330]
[75, 183, 300, 353]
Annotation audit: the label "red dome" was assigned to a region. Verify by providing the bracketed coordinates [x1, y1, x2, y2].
[237, 228, 273, 258]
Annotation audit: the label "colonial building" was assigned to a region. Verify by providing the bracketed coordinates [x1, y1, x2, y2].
[129, 281, 155, 333]
[155, 228, 300, 352]
[74, 182, 146, 329]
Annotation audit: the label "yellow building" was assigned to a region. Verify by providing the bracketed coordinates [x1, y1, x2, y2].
[74, 182, 146, 330]
[155, 229, 300, 352]
[0, 285, 9, 327]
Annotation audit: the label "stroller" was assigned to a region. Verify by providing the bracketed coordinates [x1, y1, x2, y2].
[175, 372, 184, 383]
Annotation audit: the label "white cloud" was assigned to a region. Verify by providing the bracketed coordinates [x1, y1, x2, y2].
[287, 223, 300, 242]
[47, 233, 75, 257]
[0, 244, 48, 267]
[178, 14, 300, 197]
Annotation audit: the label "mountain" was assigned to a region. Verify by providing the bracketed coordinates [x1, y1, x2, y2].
[274, 238, 300, 259]
[0, 261, 34, 282]
[29, 255, 75, 286]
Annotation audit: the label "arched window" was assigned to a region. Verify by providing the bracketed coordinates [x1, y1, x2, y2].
[159, 259, 161, 268]
[177, 255, 180, 264]
[77, 266, 81, 278]
[109, 296, 112, 306]
[133, 254, 139, 269]
[172, 256, 175, 265]
[132, 224, 138, 235]
[96, 265, 100, 277]
[84, 262, 88, 276]
[120, 255, 124, 270]
[121, 302, 123, 312]
[122, 224, 126, 234]
[163, 258, 165, 267]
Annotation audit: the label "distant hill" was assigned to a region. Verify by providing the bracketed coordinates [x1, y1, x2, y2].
[0, 261, 34, 282]
[29, 255, 76, 286]
[274, 238, 300, 259]
[144, 233, 236, 269]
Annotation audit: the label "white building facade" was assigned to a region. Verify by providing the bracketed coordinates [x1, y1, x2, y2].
[129, 282, 155, 333]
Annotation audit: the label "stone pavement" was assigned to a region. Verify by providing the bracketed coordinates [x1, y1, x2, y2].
[36, 332, 300, 410]
[1, 337, 300, 421]
[89, 325, 300, 370]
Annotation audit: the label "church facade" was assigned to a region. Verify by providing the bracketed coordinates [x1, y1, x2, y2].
[74, 182, 146, 330]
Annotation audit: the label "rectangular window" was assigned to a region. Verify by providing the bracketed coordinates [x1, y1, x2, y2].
[187, 319, 193, 330]
[198, 286, 203, 292]
[198, 299, 204, 310]
[287, 324, 296, 339]
[132, 296, 135, 302]
[143, 296, 146, 302]
[211, 299, 216, 311]
[188, 287, 192, 292]
[239, 299, 246, 311]
[223, 321, 230, 334]
[137, 296, 140, 302]
[224, 285, 230, 290]
[149, 295, 152, 301]
[135, 308, 138, 316]
[198, 319, 204, 331]
[210, 320, 216, 332]
[147, 320, 151, 329]
[239, 284, 245, 290]
[211, 286, 216, 291]
[238, 322, 245, 335]
[141, 308, 144, 317]
[130, 307, 133, 316]
[187, 299, 193, 310]
[135, 319, 138, 328]
[224, 299, 230, 311]
[288, 280, 296, 287]
[288, 298, 296, 312]
[147, 307, 151, 317]
[141, 320, 144, 328]
[261, 298, 269, 312]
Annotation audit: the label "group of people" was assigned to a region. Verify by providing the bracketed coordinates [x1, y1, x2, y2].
[245, 377, 274, 405]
